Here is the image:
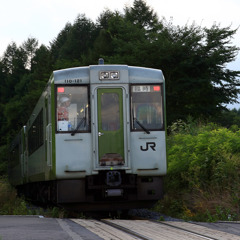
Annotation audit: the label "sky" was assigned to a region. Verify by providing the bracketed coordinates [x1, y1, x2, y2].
[1, 0, 240, 108]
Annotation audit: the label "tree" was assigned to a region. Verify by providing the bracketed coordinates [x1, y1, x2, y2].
[203, 24, 240, 104]
[91, 9, 150, 65]
[21, 37, 39, 71]
[215, 108, 240, 128]
[96, 9, 115, 29]
[124, 0, 159, 32]
[1, 42, 28, 101]
[87, 10, 117, 63]
[50, 22, 72, 64]
[1, 42, 27, 76]
[159, 23, 240, 123]
[50, 14, 97, 68]
[68, 14, 97, 60]
[31, 44, 51, 80]
[0, 61, 7, 103]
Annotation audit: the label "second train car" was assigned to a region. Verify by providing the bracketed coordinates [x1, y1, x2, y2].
[9, 61, 167, 211]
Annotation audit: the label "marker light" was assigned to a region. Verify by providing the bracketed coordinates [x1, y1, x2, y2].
[153, 86, 161, 91]
[58, 87, 65, 93]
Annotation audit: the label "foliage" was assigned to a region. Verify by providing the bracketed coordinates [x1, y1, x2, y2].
[0, 177, 72, 217]
[154, 120, 240, 221]
[0, 146, 8, 175]
[215, 108, 240, 128]
[50, 14, 98, 68]
[0, 178, 31, 215]
[167, 126, 240, 190]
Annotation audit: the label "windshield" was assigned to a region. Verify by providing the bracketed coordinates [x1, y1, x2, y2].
[56, 86, 90, 132]
[131, 85, 164, 132]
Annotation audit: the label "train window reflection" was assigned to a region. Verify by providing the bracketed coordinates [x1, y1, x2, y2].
[56, 86, 90, 132]
[131, 84, 163, 131]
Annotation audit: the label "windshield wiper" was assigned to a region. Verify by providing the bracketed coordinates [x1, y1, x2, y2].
[134, 118, 150, 134]
[71, 117, 86, 136]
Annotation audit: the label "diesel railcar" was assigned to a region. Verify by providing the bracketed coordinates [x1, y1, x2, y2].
[9, 62, 167, 211]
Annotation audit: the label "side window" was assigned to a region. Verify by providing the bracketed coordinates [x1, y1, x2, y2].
[28, 109, 44, 155]
[131, 85, 164, 132]
[56, 86, 90, 132]
[9, 137, 20, 168]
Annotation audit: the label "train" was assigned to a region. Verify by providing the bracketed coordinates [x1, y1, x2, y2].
[9, 60, 167, 211]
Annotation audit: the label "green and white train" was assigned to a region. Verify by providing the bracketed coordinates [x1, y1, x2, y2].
[9, 61, 167, 211]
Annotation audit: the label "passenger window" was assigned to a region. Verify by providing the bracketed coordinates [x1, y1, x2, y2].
[56, 86, 90, 132]
[131, 85, 164, 131]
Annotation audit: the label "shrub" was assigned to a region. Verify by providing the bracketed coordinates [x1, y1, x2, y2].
[155, 120, 240, 221]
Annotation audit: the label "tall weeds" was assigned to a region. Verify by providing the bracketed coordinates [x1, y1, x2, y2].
[0, 178, 78, 217]
[0, 178, 31, 215]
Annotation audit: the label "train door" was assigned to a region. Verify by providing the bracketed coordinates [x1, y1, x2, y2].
[97, 88, 125, 166]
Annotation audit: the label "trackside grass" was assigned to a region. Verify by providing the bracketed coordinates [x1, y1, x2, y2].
[0, 178, 68, 217]
[0, 178, 36, 215]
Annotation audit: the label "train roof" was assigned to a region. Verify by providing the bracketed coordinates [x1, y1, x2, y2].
[52, 65, 164, 84]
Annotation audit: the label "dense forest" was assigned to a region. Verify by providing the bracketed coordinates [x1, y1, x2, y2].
[0, 0, 240, 174]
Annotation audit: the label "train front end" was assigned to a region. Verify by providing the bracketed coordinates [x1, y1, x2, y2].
[53, 64, 167, 210]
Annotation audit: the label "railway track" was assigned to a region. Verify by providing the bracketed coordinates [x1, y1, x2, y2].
[71, 218, 240, 240]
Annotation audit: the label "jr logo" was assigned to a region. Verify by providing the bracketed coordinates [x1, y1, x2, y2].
[140, 142, 156, 151]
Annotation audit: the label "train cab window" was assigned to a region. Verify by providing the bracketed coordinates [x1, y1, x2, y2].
[131, 85, 164, 132]
[56, 86, 90, 133]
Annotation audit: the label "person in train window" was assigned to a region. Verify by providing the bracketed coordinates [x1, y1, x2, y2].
[58, 97, 71, 121]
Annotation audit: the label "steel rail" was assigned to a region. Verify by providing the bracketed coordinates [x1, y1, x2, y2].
[100, 219, 153, 240]
[153, 221, 218, 240]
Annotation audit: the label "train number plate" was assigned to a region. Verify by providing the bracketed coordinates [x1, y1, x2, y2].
[132, 86, 151, 92]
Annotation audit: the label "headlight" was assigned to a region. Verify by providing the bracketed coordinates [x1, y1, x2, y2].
[99, 71, 110, 80]
[99, 71, 119, 80]
[110, 71, 119, 79]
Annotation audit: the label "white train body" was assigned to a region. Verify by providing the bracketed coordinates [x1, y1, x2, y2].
[9, 64, 167, 210]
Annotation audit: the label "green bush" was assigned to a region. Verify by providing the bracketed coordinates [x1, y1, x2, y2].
[155, 120, 240, 221]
